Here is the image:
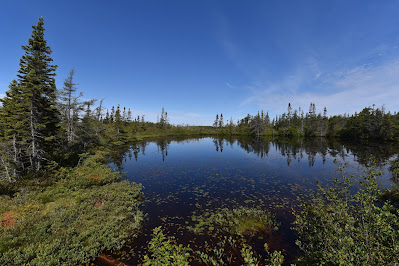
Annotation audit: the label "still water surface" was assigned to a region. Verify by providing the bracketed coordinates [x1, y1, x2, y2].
[109, 137, 397, 264]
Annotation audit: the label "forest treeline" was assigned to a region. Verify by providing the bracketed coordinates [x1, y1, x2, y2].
[222, 102, 399, 139]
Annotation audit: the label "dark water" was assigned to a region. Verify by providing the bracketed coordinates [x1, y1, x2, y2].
[107, 137, 398, 264]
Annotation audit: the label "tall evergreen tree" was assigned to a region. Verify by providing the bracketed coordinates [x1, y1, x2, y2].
[213, 114, 219, 128]
[110, 106, 115, 122]
[219, 113, 224, 128]
[95, 99, 104, 121]
[250, 112, 264, 137]
[159, 107, 168, 129]
[58, 69, 83, 145]
[0, 17, 59, 177]
[287, 103, 292, 125]
[127, 108, 132, 123]
[0, 80, 23, 181]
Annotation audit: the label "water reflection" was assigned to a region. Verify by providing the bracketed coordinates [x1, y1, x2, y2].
[118, 137, 399, 170]
[109, 137, 398, 264]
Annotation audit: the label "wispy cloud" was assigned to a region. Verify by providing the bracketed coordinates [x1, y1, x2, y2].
[225, 82, 235, 89]
[241, 55, 399, 116]
[214, 12, 256, 78]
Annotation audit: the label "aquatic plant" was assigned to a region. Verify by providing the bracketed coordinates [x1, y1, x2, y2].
[143, 227, 284, 266]
[186, 207, 283, 265]
[189, 207, 277, 237]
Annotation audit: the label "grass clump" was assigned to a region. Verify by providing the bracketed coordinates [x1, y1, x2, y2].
[0, 153, 144, 265]
[189, 207, 277, 237]
[216, 207, 277, 236]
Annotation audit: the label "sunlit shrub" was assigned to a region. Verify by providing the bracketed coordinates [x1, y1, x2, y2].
[143, 226, 191, 265]
[293, 164, 399, 265]
[0, 154, 143, 265]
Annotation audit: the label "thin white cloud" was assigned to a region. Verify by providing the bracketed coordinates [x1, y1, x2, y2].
[214, 12, 256, 78]
[241, 56, 399, 116]
[225, 82, 235, 89]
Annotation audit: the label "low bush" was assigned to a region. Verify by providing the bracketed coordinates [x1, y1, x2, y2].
[0, 153, 143, 265]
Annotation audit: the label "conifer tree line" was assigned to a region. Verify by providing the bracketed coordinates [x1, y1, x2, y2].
[215, 102, 399, 140]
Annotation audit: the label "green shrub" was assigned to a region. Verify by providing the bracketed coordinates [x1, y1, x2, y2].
[143, 226, 191, 265]
[187, 207, 282, 265]
[0, 154, 144, 265]
[143, 226, 284, 266]
[293, 164, 399, 265]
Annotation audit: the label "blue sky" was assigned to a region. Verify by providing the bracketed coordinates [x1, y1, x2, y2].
[1, 1, 399, 125]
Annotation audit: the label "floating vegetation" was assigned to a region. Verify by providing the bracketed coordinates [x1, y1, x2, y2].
[189, 207, 278, 237]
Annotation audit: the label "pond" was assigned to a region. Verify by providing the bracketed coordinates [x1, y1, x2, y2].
[108, 136, 398, 264]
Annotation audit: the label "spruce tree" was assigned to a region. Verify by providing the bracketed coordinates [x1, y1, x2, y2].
[110, 106, 115, 122]
[219, 113, 224, 127]
[0, 17, 59, 177]
[0, 80, 24, 181]
[58, 69, 84, 145]
[104, 110, 110, 123]
[213, 114, 219, 128]
[127, 108, 132, 122]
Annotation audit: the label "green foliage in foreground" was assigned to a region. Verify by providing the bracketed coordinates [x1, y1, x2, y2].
[293, 164, 399, 265]
[143, 226, 191, 266]
[143, 226, 284, 266]
[148, 206, 283, 265]
[382, 157, 399, 203]
[383, 187, 399, 203]
[196, 236, 283, 266]
[389, 157, 399, 184]
[0, 154, 143, 265]
[191, 207, 282, 265]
